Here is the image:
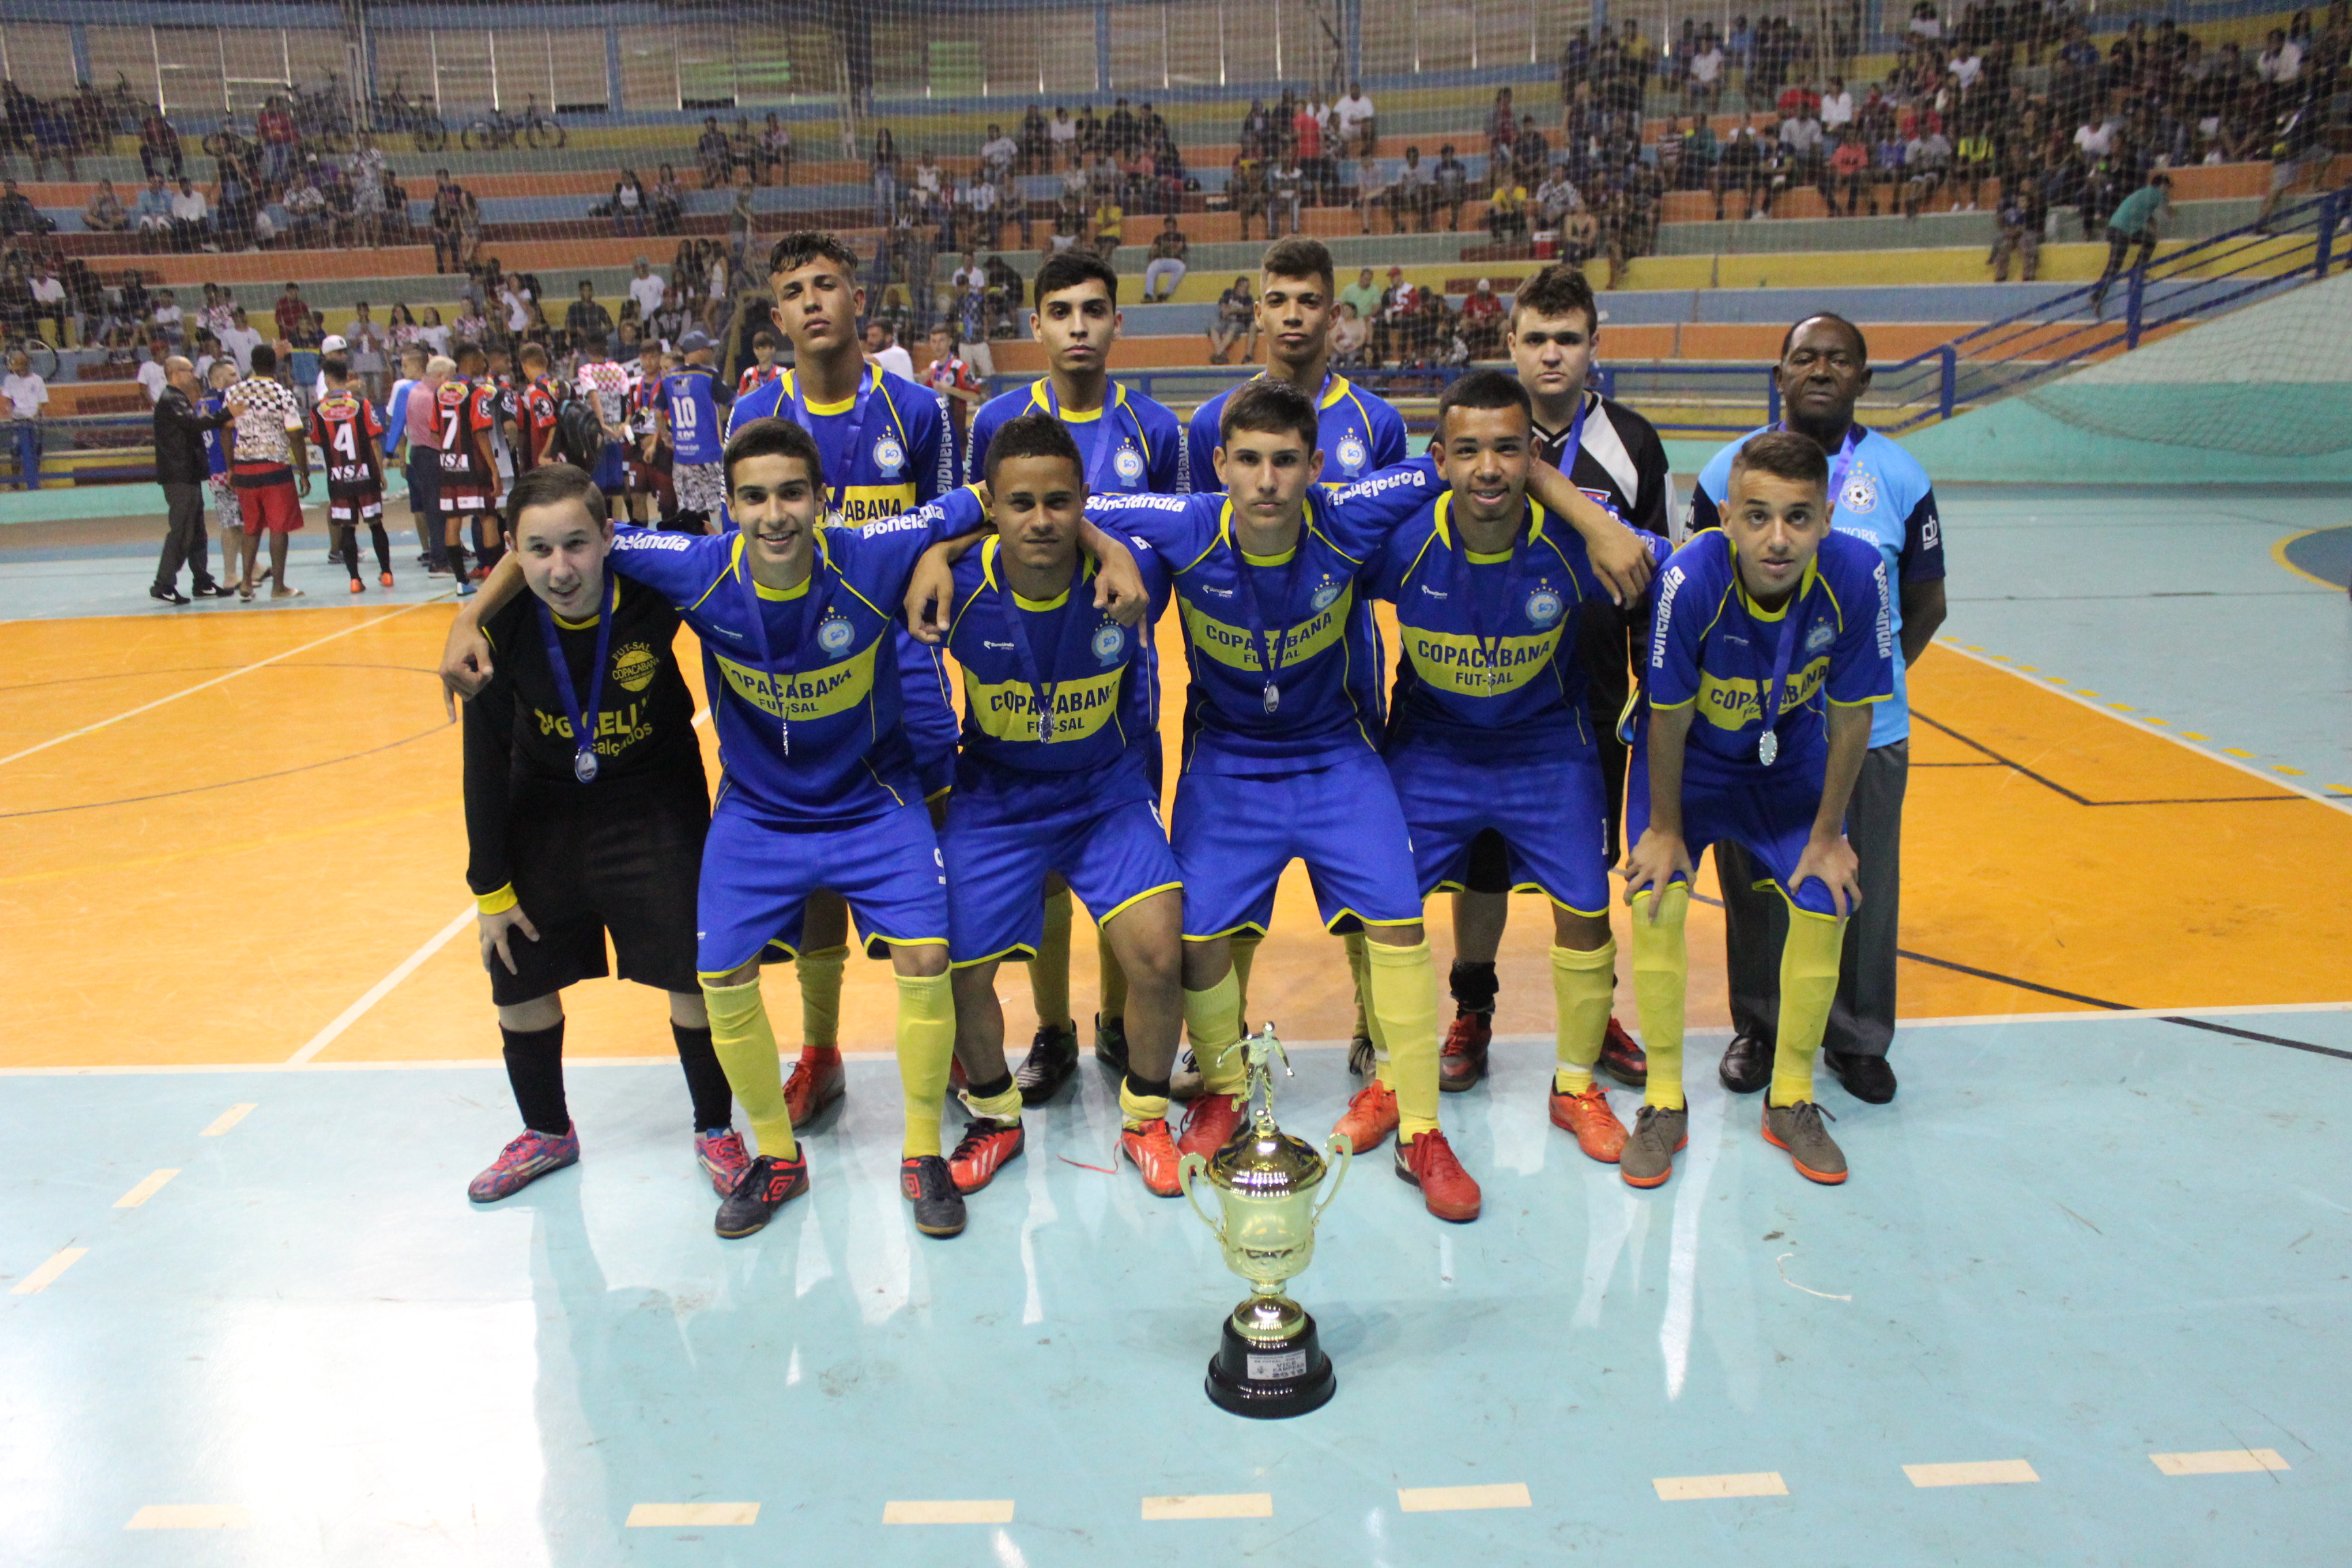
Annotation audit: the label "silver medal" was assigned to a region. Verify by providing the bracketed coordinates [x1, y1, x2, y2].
[1036, 712, 1054, 744]
[1262, 682, 1279, 715]
[573, 748, 599, 784]
[779, 720, 791, 757]
[1759, 730, 1778, 766]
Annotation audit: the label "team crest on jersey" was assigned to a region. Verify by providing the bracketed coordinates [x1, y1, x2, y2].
[1113, 444, 1145, 484]
[1525, 587, 1565, 628]
[1092, 623, 1126, 665]
[873, 436, 906, 476]
[1805, 619, 1836, 653]
[1336, 436, 1368, 474]
[817, 615, 857, 655]
[1838, 470, 1878, 515]
[611, 642, 659, 693]
[1309, 577, 1341, 612]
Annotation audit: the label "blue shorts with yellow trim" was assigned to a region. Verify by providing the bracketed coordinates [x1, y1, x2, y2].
[1171, 750, 1422, 938]
[942, 793, 1181, 965]
[1628, 744, 1844, 917]
[1387, 740, 1612, 915]
[696, 796, 949, 973]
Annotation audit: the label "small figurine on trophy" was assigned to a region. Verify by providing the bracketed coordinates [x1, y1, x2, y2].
[1176, 1024, 1352, 1418]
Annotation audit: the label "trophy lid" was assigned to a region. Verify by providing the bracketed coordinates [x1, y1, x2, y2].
[1205, 1121, 1327, 1196]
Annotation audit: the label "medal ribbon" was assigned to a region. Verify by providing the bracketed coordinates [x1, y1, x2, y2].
[533, 581, 616, 782]
[1447, 495, 1536, 696]
[1740, 563, 1804, 763]
[1037, 380, 1137, 495]
[789, 365, 883, 519]
[1227, 508, 1303, 710]
[731, 536, 817, 756]
[988, 540, 1077, 744]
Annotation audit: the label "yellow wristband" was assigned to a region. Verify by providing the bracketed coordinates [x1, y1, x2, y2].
[476, 883, 518, 915]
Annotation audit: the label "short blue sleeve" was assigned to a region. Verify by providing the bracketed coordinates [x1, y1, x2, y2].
[1316, 458, 1442, 563]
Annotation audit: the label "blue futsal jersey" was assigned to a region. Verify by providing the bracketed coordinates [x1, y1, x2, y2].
[1090, 461, 1439, 776]
[654, 364, 725, 465]
[967, 380, 1188, 497]
[1186, 372, 1409, 491]
[604, 491, 983, 825]
[1688, 423, 1941, 748]
[1371, 493, 1668, 753]
[1642, 527, 1893, 775]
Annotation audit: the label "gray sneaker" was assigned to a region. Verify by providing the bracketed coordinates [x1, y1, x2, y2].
[1168, 1047, 1204, 1101]
[1619, 1105, 1688, 1189]
[1761, 1100, 1848, 1186]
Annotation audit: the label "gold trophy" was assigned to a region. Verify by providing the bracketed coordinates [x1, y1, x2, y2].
[1177, 1024, 1352, 1418]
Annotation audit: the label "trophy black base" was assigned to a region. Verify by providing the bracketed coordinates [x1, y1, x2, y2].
[1205, 1309, 1335, 1419]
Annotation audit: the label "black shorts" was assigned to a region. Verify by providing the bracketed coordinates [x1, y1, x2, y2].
[490, 783, 708, 1005]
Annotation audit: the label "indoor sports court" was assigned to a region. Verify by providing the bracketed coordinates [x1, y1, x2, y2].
[3, 2, 2350, 1565]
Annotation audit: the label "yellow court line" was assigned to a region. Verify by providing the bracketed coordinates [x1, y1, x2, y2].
[2268, 528, 2343, 590]
[1904, 1460, 2039, 1488]
[0, 600, 438, 770]
[1936, 644, 2351, 817]
[10, 1247, 88, 1294]
[1141, 1494, 1274, 1520]
[113, 1169, 180, 1209]
[625, 1503, 760, 1526]
[0, 804, 438, 889]
[2149, 1450, 2289, 1476]
[125, 1505, 250, 1530]
[882, 1500, 1015, 1524]
[201, 1103, 257, 1135]
[1652, 1473, 1788, 1501]
[1396, 1483, 1533, 1512]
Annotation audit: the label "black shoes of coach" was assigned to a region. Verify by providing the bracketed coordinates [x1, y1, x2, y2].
[1718, 1031, 1776, 1094]
[714, 1153, 809, 1238]
[193, 581, 236, 598]
[1824, 1049, 1897, 1104]
[150, 584, 191, 606]
[900, 1155, 968, 1237]
[1015, 1023, 1081, 1105]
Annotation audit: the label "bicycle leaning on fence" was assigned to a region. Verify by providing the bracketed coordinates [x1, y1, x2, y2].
[462, 96, 565, 154]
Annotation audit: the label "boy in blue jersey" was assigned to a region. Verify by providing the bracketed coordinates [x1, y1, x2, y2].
[652, 327, 727, 532]
[725, 231, 964, 1137]
[1622, 430, 1893, 1190]
[442, 416, 1149, 1241]
[1369, 370, 1671, 1166]
[964, 250, 1188, 1106]
[907, 413, 1190, 1197]
[1685, 314, 1946, 1107]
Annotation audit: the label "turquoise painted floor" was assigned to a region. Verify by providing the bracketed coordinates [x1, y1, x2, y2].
[5, 1018, 2351, 1567]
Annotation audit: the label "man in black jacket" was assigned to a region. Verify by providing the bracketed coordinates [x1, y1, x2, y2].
[151, 355, 236, 604]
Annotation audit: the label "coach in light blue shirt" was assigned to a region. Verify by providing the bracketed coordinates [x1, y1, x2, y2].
[1684, 312, 1946, 1106]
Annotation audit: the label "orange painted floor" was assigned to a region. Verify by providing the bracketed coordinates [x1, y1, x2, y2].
[5, 593, 2349, 1073]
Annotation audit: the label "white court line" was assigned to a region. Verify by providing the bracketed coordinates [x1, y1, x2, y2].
[125, 1505, 250, 1529]
[201, 1102, 257, 1134]
[1653, 1472, 1788, 1501]
[882, 1500, 1015, 1524]
[1396, 1483, 1532, 1512]
[10, 1247, 88, 1294]
[1904, 1459, 2039, 1488]
[625, 1503, 760, 1526]
[0, 600, 436, 770]
[2151, 1450, 2290, 1476]
[113, 1169, 180, 1208]
[285, 906, 476, 1065]
[1938, 642, 2352, 817]
[1142, 1494, 1273, 1520]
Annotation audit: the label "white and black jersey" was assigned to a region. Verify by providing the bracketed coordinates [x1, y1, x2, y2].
[1532, 390, 1676, 541]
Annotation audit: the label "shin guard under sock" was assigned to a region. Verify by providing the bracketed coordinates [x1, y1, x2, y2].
[1363, 938, 1441, 1140]
[1770, 910, 1848, 1107]
[1030, 883, 1073, 1030]
[1229, 932, 1262, 1024]
[499, 1020, 569, 1135]
[1182, 966, 1247, 1096]
[1550, 941, 1618, 1094]
[796, 945, 849, 1052]
[700, 977, 795, 1160]
[1629, 886, 1691, 1111]
[1343, 930, 1373, 1040]
[894, 973, 957, 1158]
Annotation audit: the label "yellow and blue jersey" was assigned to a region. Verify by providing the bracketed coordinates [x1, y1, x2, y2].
[653, 364, 725, 466]
[1090, 460, 1439, 776]
[1185, 372, 1409, 491]
[1644, 528, 1893, 774]
[1370, 492, 1669, 754]
[1688, 423, 1940, 748]
[966, 379, 1188, 496]
[604, 490, 983, 825]
[725, 363, 956, 515]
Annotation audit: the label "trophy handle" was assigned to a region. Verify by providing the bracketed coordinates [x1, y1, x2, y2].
[1313, 1132, 1353, 1220]
[1176, 1152, 1225, 1241]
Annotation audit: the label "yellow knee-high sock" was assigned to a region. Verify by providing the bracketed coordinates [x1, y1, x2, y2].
[701, 976, 796, 1160]
[1117, 1077, 1171, 1130]
[1030, 883, 1074, 1030]
[894, 973, 958, 1158]
[1183, 965, 1247, 1096]
[1098, 928, 1129, 1019]
[1550, 940, 1618, 1094]
[1229, 932, 1262, 1024]
[1364, 938, 1441, 1141]
[797, 945, 849, 1051]
[1770, 909, 1847, 1107]
[1629, 885, 1691, 1111]
[1343, 930, 1372, 1040]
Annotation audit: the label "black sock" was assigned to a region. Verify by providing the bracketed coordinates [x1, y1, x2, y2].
[966, 1071, 1015, 1103]
[1448, 959, 1499, 1017]
[670, 1022, 734, 1132]
[500, 1020, 570, 1135]
[1124, 1071, 1171, 1100]
[368, 522, 392, 574]
[447, 538, 470, 579]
